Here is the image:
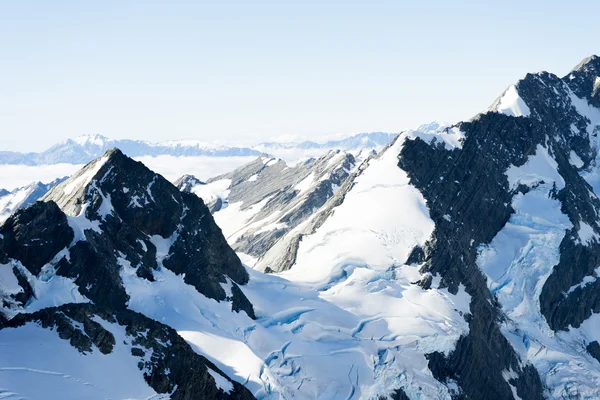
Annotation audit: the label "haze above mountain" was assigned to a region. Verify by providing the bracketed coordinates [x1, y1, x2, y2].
[0, 131, 401, 166]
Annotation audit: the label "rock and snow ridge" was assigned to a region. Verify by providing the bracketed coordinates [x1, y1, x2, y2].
[0, 148, 255, 399]
[397, 54, 600, 399]
[177, 150, 360, 270]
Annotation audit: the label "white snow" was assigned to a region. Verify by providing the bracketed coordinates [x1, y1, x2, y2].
[148, 232, 178, 263]
[402, 126, 465, 150]
[494, 85, 531, 118]
[293, 172, 315, 194]
[0, 184, 35, 223]
[72, 133, 107, 147]
[574, 89, 600, 195]
[569, 150, 584, 168]
[567, 88, 600, 136]
[213, 196, 274, 243]
[255, 222, 288, 234]
[0, 319, 160, 400]
[190, 179, 231, 206]
[61, 155, 109, 196]
[565, 265, 600, 295]
[577, 221, 600, 245]
[505, 144, 565, 190]
[66, 204, 102, 244]
[25, 271, 89, 314]
[206, 367, 234, 394]
[286, 137, 435, 282]
[477, 177, 600, 398]
[247, 174, 258, 182]
[0, 263, 20, 295]
[89, 182, 114, 220]
[0, 156, 254, 194]
[0, 262, 23, 314]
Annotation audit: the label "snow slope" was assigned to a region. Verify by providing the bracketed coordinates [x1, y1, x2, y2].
[145, 134, 471, 399]
[0, 320, 162, 400]
[491, 85, 532, 117]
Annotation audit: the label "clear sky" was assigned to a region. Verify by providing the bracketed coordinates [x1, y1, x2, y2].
[1, 0, 599, 152]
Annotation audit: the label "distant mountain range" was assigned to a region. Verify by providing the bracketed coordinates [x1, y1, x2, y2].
[254, 131, 398, 151]
[0, 134, 261, 165]
[0, 131, 400, 165]
[0, 178, 66, 223]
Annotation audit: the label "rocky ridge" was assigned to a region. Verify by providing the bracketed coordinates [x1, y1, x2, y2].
[178, 150, 360, 270]
[0, 148, 255, 399]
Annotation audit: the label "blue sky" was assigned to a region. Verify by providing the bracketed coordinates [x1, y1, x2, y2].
[1, 0, 599, 152]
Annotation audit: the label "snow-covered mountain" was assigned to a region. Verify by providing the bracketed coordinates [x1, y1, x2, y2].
[255, 131, 397, 151]
[253, 131, 398, 162]
[3, 54, 600, 400]
[176, 150, 361, 267]
[0, 134, 262, 165]
[177, 54, 600, 398]
[0, 131, 400, 166]
[0, 178, 66, 223]
[0, 149, 255, 399]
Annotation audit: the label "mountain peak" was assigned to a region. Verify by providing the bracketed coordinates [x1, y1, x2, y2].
[70, 133, 110, 147]
[571, 54, 600, 72]
[174, 174, 205, 192]
[565, 54, 600, 108]
[39, 149, 254, 310]
[414, 121, 450, 134]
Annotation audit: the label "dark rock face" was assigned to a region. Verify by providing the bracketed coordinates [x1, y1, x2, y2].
[8, 304, 116, 354]
[397, 55, 600, 398]
[230, 283, 256, 319]
[0, 201, 73, 275]
[379, 388, 410, 400]
[587, 341, 600, 363]
[40, 148, 254, 316]
[11, 266, 34, 306]
[400, 115, 546, 400]
[55, 239, 131, 310]
[566, 55, 600, 109]
[5, 303, 254, 400]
